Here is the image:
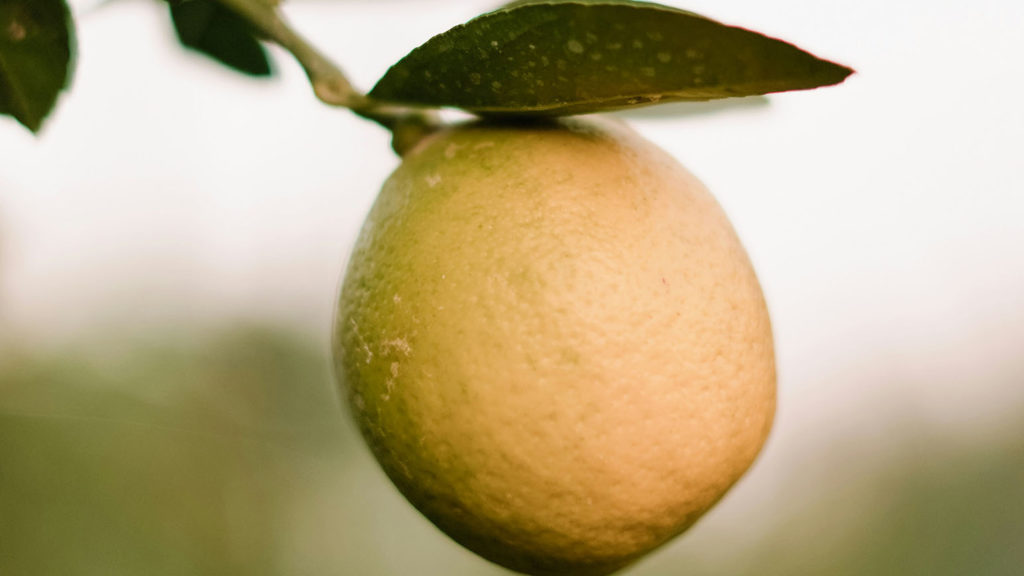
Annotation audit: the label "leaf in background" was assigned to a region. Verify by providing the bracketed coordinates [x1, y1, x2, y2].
[170, 0, 272, 77]
[370, 0, 854, 116]
[0, 0, 75, 133]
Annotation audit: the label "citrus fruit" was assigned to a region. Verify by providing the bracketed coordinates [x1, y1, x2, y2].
[333, 116, 776, 576]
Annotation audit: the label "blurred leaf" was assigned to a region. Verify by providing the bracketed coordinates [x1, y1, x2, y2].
[170, 0, 272, 77]
[0, 0, 75, 133]
[370, 0, 853, 116]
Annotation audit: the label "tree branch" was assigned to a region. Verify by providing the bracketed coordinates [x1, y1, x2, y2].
[210, 0, 440, 154]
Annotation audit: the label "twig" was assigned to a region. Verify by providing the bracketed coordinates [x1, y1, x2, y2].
[210, 0, 441, 154]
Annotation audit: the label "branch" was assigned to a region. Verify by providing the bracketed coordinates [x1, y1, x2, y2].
[210, 0, 440, 154]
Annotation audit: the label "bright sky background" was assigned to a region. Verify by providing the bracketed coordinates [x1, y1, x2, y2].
[2, 0, 1024, 533]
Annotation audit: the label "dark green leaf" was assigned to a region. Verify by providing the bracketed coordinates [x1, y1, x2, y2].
[170, 0, 272, 77]
[370, 0, 854, 116]
[0, 0, 75, 133]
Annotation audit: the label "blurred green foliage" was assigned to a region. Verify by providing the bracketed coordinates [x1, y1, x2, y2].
[0, 328, 351, 575]
[1, 326, 1022, 575]
[668, 431, 1024, 576]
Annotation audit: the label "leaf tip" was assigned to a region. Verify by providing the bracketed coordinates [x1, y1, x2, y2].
[826, 59, 857, 85]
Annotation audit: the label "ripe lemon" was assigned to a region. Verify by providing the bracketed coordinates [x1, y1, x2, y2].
[333, 116, 775, 576]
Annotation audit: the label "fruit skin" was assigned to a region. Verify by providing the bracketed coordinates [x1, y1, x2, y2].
[333, 117, 775, 576]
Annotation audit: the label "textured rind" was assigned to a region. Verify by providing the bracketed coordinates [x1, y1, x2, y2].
[334, 117, 776, 576]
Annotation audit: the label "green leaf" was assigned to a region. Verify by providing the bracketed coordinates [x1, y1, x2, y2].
[170, 0, 272, 77]
[0, 0, 75, 133]
[370, 0, 854, 116]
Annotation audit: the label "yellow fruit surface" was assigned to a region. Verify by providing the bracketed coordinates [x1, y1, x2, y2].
[333, 117, 776, 576]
